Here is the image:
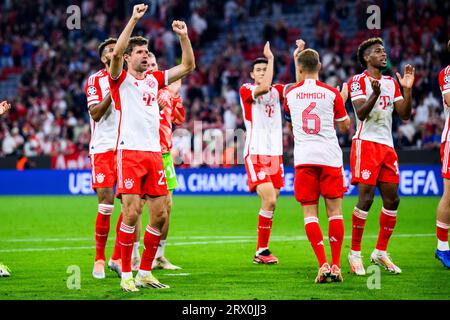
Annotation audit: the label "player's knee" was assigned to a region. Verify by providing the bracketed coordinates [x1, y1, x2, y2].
[384, 196, 400, 210]
[264, 197, 277, 211]
[358, 196, 374, 211]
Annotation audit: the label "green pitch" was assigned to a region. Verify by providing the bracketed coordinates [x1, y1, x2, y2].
[0, 195, 448, 300]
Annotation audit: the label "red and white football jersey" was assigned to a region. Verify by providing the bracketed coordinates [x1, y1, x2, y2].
[239, 83, 284, 157]
[85, 69, 116, 154]
[348, 70, 404, 148]
[284, 79, 348, 168]
[159, 87, 185, 154]
[439, 65, 450, 142]
[109, 69, 168, 152]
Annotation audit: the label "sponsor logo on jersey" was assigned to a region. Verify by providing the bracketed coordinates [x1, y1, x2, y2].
[124, 178, 134, 190]
[87, 86, 97, 96]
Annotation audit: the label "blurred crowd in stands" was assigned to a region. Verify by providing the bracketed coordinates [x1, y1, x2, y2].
[0, 0, 449, 167]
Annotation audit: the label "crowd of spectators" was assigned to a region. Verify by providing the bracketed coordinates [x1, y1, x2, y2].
[0, 0, 449, 167]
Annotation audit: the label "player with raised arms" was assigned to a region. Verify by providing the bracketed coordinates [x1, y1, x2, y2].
[347, 38, 414, 275]
[239, 42, 286, 265]
[285, 43, 350, 283]
[109, 3, 195, 292]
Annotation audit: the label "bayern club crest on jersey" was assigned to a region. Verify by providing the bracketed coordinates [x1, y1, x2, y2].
[445, 74, 450, 84]
[96, 173, 105, 184]
[87, 86, 97, 96]
[124, 178, 134, 190]
[361, 169, 371, 180]
[257, 171, 266, 180]
[351, 82, 361, 92]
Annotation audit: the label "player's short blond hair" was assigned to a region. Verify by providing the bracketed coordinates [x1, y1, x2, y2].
[98, 38, 117, 59]
[125, 36, 149, 56]
[297, 49, 320, 73]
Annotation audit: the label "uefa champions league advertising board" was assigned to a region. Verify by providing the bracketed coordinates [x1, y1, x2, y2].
[0, 165, 442, 196]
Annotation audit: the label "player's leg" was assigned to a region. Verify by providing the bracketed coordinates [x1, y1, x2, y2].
[92, 187, 114, 279]
[135, 152, 170, 289]
[131, 200, 144, 271]
[294, 166, 329, 282]
[154, 152, 181, 270]
[347, 183, 376, 275]
[436, 178, 450, 268]
[324, 198, 344, 282]
[371, 182, 401, 274]
[135, 195, 169, 289]
[253, 182, 279, 264]
[119, 193, 142, 291]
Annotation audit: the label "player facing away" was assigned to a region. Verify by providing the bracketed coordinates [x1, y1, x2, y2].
[85, 38, 141, 278]
[240, 42, 285, 264]
[109, 4, 195, 292]
[146, 52, 184, 270]
[284, 49, 350, 283]
[347, 38, 414, 275]
[435, 40, 450, 269]
[0, 101, 11, 277]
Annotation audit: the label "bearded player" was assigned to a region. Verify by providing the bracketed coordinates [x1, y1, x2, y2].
[347, 38, 414, 275]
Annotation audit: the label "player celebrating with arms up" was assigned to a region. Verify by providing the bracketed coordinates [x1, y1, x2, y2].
[347, 38, 414, 275]
[435, 40, 450, 269]
[109, 4, 195, 292]
[240, 42, 285, 264]
[285, 48, 350, 283]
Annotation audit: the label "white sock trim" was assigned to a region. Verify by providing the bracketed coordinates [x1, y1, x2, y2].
[382, 207, 397, 217]
[98, 204, 114, 215]
[437, 221, 450, 229]
[304, 216, 319, 225]
[329, 215, 343, 221]
[121, 272, 132, 280]
[259, 209, 274, 219]
[353, 207, 368, 220]
[146, 225, 161, 236]
[120, 223, 135, 234]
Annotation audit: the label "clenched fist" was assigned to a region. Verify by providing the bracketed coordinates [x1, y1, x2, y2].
[172, 20, 188, 37]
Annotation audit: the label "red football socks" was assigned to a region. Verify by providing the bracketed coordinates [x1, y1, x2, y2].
[119, 222, 135, 273]
[111, 212, 123, 260]
[351, 207, 368, 252]
[376, 208, 397, 251]
[139, 225, 161, 271]
[95, 204, 114, 261]
[304, 217, 327, 267]
[328, 215, 344, 267]
[256, 209, 273, 253]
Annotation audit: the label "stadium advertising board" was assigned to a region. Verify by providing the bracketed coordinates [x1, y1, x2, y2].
[0, 165, 442, 196]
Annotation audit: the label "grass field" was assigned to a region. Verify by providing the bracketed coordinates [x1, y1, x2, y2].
[0, 195, 448, 300]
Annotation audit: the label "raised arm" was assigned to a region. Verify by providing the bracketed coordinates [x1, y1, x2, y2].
[293, 39, 305, 83]
[253, 41, 274, 98]
[167, 21, 196, 84]
[110, 4, 148, 79]
[394, 64, 415, 120]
